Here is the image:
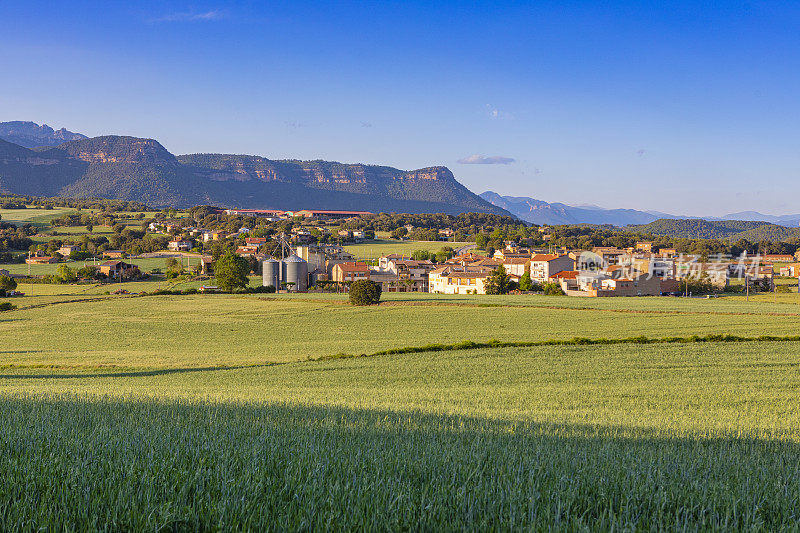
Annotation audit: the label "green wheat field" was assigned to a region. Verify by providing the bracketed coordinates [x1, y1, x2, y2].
[2, 288, 800, 529]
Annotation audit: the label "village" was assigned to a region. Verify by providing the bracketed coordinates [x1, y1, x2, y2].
[248, 240, 796, 297]
[13, 206, 798, 298]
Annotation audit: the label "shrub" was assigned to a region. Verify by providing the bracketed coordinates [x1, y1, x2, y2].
[69, 250, 92, 260]
[0, 302, 16, 312]
[76, 265, 98, 280]
[349, 280, 382, 306]
[776, 285, 793, 294]
[518, 272, 533, 291]
[56, 265, 77, 284]
[246, 285, 276, 294]
[542, 282, 565, 296]
[0, 275, 17, 292]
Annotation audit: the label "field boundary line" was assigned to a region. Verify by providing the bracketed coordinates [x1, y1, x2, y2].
[315, 334, 800, 361]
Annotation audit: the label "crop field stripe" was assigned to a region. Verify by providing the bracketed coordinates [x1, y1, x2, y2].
[5, 334, 800, 374]
[321, 333, 800, 360]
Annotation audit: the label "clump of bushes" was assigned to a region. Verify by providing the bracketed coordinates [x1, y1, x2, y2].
[0, 302, 16, 312]
[145, 288, 199, 296]
[542, 282, 565, 296]
[349, 280, 382, 306]
[0, 275, 17, 294]
[245, 285, 276, 294]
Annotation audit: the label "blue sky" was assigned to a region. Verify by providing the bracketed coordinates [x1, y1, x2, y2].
[1, 1, 799, 216]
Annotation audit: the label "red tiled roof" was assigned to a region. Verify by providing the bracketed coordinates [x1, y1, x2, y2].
[531, 254, 560, 262]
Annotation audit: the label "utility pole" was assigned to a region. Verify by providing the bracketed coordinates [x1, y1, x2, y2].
[746, 273, 752, 301]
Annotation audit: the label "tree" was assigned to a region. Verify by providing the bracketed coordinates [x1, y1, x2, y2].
[519, 271, 534, 291]
[0, 275, 17, 292]
[214, 252, 249, 292]
[349, 280, 382, 305]
[484, 265, 510, 295]
[411, 250, 431, 261]
[475, 234, 488, 250]
[86, 224, 93, 233]
[76, 265, 98, 280]
[390, 227, 408, 240]
[56, 265, 77, 284]
[166, 257, 182, 273]
[542, 282, 565, 296]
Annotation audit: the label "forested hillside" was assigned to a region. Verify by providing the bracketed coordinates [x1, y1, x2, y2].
[626, 219, 779, 240]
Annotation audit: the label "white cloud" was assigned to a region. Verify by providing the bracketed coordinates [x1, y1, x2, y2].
[457, 154, 515, 165]
[155, 10, 225, 23]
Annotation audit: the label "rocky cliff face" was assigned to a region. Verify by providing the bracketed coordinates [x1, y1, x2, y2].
[176, 155, 489, 209]
[51, 136, 180, 167]
[0, 132, 511, 215]
[0, 121, 87, 148]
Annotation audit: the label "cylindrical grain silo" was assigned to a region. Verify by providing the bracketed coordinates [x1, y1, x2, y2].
[262, 257, 280, 289]
[281, 254, 308, 292]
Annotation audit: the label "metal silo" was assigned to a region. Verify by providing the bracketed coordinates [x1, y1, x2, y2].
[262, 257, 280, 289]
[281, 254, 308, 292]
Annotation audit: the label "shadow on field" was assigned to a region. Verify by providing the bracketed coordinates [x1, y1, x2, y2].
[0, 364, 269, 380]
[0, 396, 798, 530]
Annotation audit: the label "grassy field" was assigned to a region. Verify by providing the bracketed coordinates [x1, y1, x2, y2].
[0, 206, 78, 227]
[4, 291, 800, 369]
[1, 341, 800, 528]
[2, 286, 800, 527]
[344, 238, 472, 259]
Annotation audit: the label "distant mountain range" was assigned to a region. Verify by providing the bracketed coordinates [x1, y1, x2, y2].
[480, 191, 800, 228]
[2, 120, 796, 225]
[0, 121, 509, 215]
[0, 121, 87, 148]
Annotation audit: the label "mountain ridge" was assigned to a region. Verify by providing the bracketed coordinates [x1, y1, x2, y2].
[481, 191, 800, 228]
[0, 127, 510, 215]
[0, 121, 87, 148]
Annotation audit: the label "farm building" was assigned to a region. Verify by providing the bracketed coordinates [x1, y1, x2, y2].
[57, 245, 82, 256]
[98, 261, 139, 279]
[331, 262, 370, 283]
[26, 256, 58, 264]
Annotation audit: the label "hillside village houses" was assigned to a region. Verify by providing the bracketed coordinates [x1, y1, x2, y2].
[138, 216, 783, 297]
[331, 262, 370, 283]
[781, 263, 800, 277]
[529, 254, 575, 283]
[429, 264, 495, 294]
[57, 244, 82, 257]
[167, 240, 193, 252]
